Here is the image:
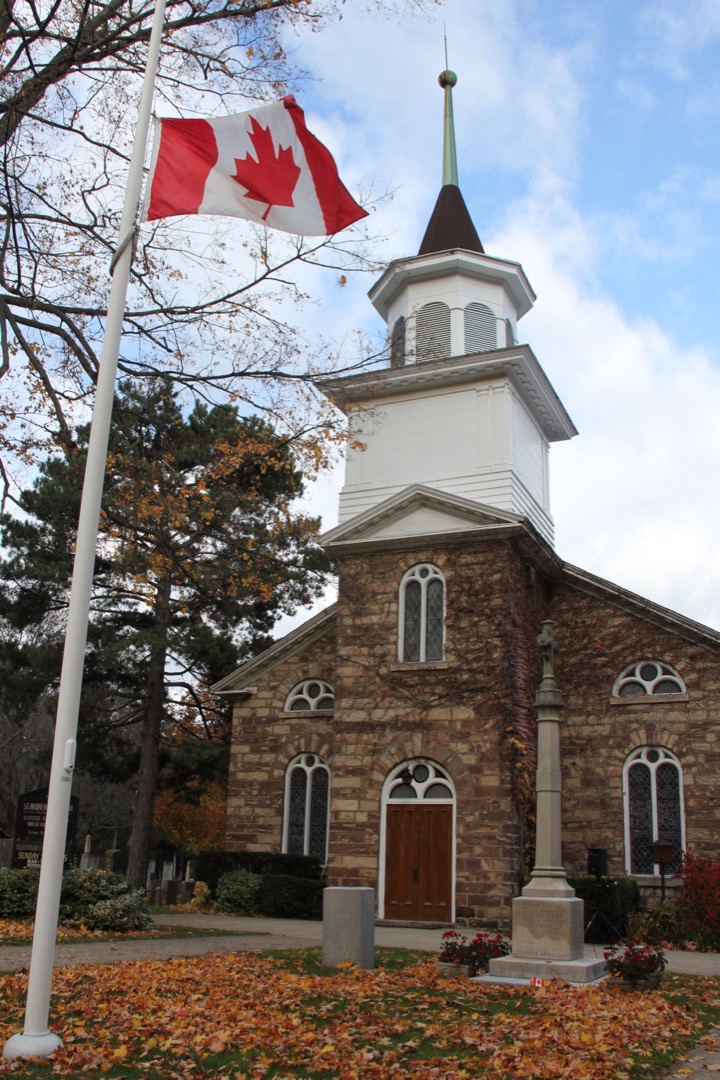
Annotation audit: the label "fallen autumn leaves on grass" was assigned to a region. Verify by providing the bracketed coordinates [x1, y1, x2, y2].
[0, 953, 718, 1078]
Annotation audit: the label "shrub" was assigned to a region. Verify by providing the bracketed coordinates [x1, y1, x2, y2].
[0, 867, 39, 918]
[215, 869, 262, 914]
[59, 870, 152, 930]
[0, 867, 152, 932]
[626, 901, 685, 947]
[256, 874, 323, 920]
[83, 893, 154, 932]
[604, 941, 666, 984]
[58, 869, 131, 924]
[677, 855, 720, 951]
[568, 875, 641, 943]
[190, 881, 211, 910]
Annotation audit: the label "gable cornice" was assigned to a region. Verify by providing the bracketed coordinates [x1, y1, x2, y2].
[559, 563, 720, 650]
[322, 484, 525, 548]
[210, 603, 338, 694]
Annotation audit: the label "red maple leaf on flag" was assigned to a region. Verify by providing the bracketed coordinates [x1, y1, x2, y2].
[231, 116, 301, 220]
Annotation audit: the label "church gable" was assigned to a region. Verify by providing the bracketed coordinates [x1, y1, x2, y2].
[212, 604, 338, 696]
[322, 484, 525, 551]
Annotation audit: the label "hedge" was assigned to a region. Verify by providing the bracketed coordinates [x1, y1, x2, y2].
[195, 851, 324, 896]
[215, 870, 323, 919]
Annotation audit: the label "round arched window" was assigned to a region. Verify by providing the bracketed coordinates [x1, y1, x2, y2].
[284, 680, 335, 712]
[613, 661, 685, 698]
[387, 760, 453, 801]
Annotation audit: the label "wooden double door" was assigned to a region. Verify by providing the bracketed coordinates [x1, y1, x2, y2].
[384, 803, 452, 921]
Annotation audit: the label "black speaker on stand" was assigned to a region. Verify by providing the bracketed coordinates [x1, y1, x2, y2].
[584, 848, 625, 944]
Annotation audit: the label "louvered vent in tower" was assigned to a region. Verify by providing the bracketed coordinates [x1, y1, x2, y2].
[416, 301, 451, 361]
[464, 302, 496, 353]
[390, 316, 406, 367]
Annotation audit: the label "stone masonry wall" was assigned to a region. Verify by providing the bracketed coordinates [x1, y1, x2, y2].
[225, 530, 720, 923]
[548, 582, 720, 884]
[225, 626, 338, 854]
[328, 535, 551, 925]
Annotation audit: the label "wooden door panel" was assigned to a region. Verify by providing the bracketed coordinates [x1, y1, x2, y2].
[384, 806, 417, 919]
[417, 805, 452, 920]
[384, 804, 452, 921]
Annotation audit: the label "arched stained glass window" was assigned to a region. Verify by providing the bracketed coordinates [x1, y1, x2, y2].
[399, 564, 445, 663]
[416, 302, 451, 361]
[623, 747, 684, 875]
[283, 753, 330, 860]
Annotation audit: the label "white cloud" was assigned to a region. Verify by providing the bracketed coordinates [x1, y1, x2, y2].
[274, 2, 720, 638]
[495, 190, 720, 629]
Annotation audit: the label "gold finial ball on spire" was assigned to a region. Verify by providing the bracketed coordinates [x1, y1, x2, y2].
[439, 70, 457, 88]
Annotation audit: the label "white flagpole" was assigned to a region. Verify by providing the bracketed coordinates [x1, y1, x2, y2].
[3, 0, 168, 1060]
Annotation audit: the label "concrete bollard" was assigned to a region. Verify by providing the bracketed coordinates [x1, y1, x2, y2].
[322, 887, 375, 969]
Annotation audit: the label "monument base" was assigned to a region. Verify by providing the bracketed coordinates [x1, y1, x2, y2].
[510, 894, 585, 961]
[485, 953, 606, 984]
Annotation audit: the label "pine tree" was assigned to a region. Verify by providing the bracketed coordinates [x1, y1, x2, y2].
[0, 378, 330, 885]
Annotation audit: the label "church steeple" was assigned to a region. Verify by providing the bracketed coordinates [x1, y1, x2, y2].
[418, 71, 484, 257]
[318, 68, 577, 547]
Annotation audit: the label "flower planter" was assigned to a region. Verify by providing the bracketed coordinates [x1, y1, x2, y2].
[611, 971, 663, 992]
[437, 962, 473, 979]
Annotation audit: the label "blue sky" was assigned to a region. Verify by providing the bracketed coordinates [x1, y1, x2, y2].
[266, 0, 720, 633]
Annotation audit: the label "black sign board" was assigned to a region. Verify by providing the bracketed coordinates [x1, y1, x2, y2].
[12, 788, 79, 870]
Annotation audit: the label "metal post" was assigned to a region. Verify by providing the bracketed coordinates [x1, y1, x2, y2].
[3, 0, 167, 1059]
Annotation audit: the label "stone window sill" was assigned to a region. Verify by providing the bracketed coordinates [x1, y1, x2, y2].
[610, 693, 688, 705]
[389, 662, 449, 672]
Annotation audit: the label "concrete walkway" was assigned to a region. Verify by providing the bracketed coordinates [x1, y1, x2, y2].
[0, 914, 717, 1077]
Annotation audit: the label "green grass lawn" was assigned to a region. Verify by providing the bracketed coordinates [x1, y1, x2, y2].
[0, 947, 718, 1077]
[0, 918, 246, 946]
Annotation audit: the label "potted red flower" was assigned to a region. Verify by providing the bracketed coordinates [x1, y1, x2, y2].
[437, 929, 510, 977]
[604, 941, 666, 990]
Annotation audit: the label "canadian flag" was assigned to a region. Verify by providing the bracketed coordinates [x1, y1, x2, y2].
[142, 96, 368, 236]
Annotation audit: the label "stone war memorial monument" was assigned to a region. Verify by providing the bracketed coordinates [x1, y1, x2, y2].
[489, 622, 606, 984]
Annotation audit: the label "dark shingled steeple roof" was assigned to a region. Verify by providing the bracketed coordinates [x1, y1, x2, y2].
[418, 183, 484, 256]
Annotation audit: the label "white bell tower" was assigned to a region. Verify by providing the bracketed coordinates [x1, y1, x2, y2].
[319, 72, 576, 548]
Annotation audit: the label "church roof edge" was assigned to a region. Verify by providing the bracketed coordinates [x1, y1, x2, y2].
[316, 343, 577, 443]
[210, 603, 338, 693]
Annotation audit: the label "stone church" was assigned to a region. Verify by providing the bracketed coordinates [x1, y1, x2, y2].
[214, 73, 720, 926]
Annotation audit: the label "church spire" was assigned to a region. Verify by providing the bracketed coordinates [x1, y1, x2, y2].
[418, 70, 484, 257]
[440, 68, 455, 185]
[440, 69, 459, 187]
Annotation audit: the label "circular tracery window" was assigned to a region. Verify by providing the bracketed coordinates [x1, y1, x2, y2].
[387, 761, 452, 801]
[285, 680, 335, 712]
[614, 661, 685, 697]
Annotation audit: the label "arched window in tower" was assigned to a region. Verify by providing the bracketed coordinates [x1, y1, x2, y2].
[623, 747, 684, 875]
[415, 302, 451, 361]
[399, 563, 445, 662]
[464, 302, 496, 353]
[283, 753, 330, 859]
[390, 316, 406, 368]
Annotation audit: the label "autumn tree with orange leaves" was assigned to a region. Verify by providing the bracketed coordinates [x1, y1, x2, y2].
[0, 0, 437, 505]
[0, 377, 330, 886]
